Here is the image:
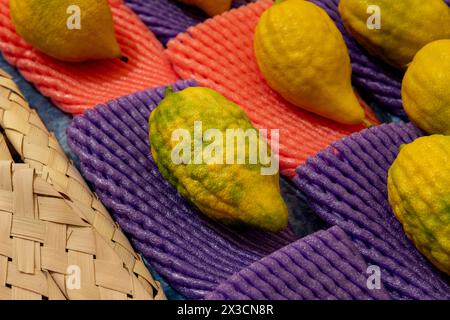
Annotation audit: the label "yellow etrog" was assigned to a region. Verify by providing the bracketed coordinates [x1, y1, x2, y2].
[10, 0, 122, 62]
[388, 135, 450, 275]
[339, 0, 450, 69]
[254, 0, 365, 125]
[149, 87, 288, 232]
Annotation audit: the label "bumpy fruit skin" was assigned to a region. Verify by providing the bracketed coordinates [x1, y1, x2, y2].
[254, 0, 364, 125]
[176, 0, 232, 16]
[388, 135, 450, 275]
[10, 0, 121, 62]
[402, 40, 450, 135]
[339, 0, 450, 70]
[149, 87, 288, 232]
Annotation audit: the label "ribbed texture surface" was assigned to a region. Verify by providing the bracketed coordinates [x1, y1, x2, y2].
[0, 0, 178, 114]
[294, 122, 450, 299]
[124, 0, 255, 45]
[166, 0, 378, 177]
[67, 80, 299, 299]
[206, 226, 391, 300]
[311, 0, 405, 116]
[131, 0, 418, 117]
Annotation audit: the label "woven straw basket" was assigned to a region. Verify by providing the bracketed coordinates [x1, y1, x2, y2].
[0, 68, 165, 300]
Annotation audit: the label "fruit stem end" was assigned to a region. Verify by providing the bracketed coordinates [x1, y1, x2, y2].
[165, 86, 174, 97]
[362, 118, 375, 128]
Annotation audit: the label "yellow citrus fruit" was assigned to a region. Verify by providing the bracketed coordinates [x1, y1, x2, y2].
[254, 0, 364, 125]
[149, 87, 288, 232]
[339, 0, 450, 70]
[402, 40, 450, 135]
[10, 0, 122, 62]
[176, 0, 232, 16]
[388, 135, 450, 275]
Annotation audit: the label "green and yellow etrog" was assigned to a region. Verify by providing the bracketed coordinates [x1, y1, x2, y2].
[149, 87, 288, 232]
[388, 135, 450, 275]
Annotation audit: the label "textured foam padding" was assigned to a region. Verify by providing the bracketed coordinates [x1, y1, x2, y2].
[67, 80, 303, 299]
[166, 0, 379, 178]
[206, 226, 391, 300]
[162, 0, 450, 117]
[0, 0, 178, 114]
[294, 122, 450, 299]
[124, 0, 255, 45]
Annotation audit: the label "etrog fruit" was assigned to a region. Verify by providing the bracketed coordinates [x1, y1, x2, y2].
[402, 40, 450, 135]
[339, 0, 450, 70]
[388, 135, 450, 275]
[149, 87, 289, 232]
[176, 0, 232, 16]
[10, 0, 122, 62]
[254, 0, 365, 125]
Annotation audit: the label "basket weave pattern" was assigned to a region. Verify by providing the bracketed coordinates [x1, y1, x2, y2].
[0, 69, 164, 300]
[0, 160, 144, 299]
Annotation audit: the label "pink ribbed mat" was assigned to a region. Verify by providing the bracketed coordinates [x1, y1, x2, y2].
[166, 0, 378, 177]
[0, 0, 178, 114]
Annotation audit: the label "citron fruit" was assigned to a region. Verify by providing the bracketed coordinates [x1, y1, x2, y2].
[388, 135, 450, 275]
[254, 0, 365, 125]
[149, 87, 288, 232]
[176, 0, 232, 16]
[339, 0, 450, 70]
[402, 40, 450, 135]
[10, 0, 122, 62]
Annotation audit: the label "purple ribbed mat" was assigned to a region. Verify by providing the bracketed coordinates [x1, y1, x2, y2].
[67, 80, 303, 299]
[294, 122, 450, 299]
[206, 226, 390, 300]
[124, 0, 255, 45]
